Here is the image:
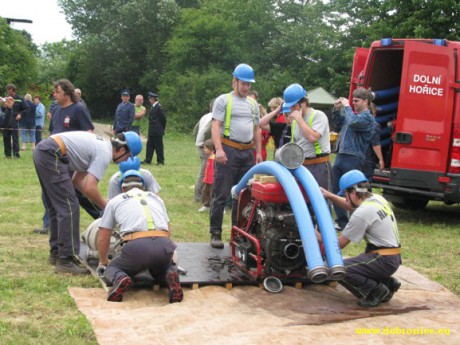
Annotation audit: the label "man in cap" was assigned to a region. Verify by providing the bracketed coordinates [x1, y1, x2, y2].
[97, 169, 183, 303]
[113, 90, 135, 134]
[332, 89, 375, 230]
[320, 170, 401, 308]
[33, 130, 142, 275]
[209, 63, 262, 248]
[142, 92, 166, 165]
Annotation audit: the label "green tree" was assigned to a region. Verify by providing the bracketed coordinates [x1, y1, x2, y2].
[59, 0, 180, 118]
[0, 18, 38, 91]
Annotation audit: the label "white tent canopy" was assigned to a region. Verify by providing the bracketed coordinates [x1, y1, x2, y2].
[308, 87, 336, 107]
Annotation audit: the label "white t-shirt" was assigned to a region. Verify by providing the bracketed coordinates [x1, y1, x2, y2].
[100, 188, 169, 235]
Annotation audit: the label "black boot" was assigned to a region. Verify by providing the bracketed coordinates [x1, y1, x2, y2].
[210, 233, 224, 249]
[381, 277, 401, 303]
[357, 283, 390, 307]
[55, 257, 90, 275]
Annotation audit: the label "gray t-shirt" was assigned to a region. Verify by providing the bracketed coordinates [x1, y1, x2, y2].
[59, 131, 112, 181]
[107, 169, 161, 199]
[212, 92, 260, 143]
[100, 188, 170, 235]
[342, 194, 400, 248]
[294, 108, 331, 158]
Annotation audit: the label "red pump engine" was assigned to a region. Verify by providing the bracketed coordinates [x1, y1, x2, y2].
[231, 177, 312, 280]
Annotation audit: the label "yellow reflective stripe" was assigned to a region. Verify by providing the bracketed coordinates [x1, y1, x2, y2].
[224, 92, 232, 137]
[127, 191, 155, 230]
[291, 120, 296, 143]
[307, 110, 321, 155]
[224, 92, 257, 137]
[362, 195, 399, 243]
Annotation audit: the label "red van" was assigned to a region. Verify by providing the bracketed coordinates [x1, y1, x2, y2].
[349, 38, 460, 209]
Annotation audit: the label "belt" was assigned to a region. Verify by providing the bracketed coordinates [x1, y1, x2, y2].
[221, 137, 254, 150]
[368, 247, 401, 256]
[303, 155, 330, 166]
[122, 230, 170, 242]
[50, 135, 66, 156]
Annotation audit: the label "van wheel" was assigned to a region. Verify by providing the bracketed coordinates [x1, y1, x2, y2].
[392, 198, 428, 210]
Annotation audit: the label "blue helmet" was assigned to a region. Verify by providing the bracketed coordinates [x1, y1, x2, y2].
[282, 84, 307, 111]
[232, 63, 255, 83]
[120, 169, 145, 189]
[338, 170, 368, 196]
[119, 156, 141, 173]
[122, 131, 142, 157]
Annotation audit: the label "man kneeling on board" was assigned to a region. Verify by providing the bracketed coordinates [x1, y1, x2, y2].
[97, 169, 183, 303]
[320, 170, 401, 307]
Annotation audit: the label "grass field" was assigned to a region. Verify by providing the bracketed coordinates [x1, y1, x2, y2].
[0, 131, 459, 344]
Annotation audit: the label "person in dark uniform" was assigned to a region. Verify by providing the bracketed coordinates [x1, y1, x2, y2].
[0, 84, 29, 158]
[113, 89, 135, 134]
[142, 92, 166, 165]
[97, 169, 183, 303]
[320, 170, 402, 307]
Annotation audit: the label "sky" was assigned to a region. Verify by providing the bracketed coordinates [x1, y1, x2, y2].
[2, 0, 73, 45]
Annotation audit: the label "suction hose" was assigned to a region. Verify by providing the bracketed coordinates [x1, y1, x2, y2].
[232, 161, 328, 283]
[292, 167, 346, 280]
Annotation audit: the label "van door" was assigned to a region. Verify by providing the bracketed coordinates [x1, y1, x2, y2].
[392, 41, 455, 173]
[348, 47, 370, 100]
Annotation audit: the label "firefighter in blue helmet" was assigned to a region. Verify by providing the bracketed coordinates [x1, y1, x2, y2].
[97, 169, 183, 303]
[209, 63, 262, 248]
[319, 170, 402, 307]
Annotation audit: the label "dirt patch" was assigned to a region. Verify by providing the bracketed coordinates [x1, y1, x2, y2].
[69, 265, 459, 344]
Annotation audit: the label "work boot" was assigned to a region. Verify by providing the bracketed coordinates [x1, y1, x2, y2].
[107, 275, 132, 302]
[55, 257, 90, 275]
[381, 277, 401, 303]
[210, 233, 224, 249]
[357, 283, 390, 307]
[48, 250, 59, 265]
[34, 227, 49, 235]
[165, 271, 183, 303]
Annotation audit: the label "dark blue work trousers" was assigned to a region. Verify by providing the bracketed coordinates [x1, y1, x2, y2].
[339, 252, 401, 298]
[210, 144, 254, 235]
[33, 139, 80, 257]
[106, 237, 176, 284]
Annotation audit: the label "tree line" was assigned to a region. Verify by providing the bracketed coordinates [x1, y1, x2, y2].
[1, 0, 459, 131]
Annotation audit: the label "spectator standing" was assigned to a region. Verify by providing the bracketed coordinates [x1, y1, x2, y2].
[268, 97, 286, 125]
[0, 84, 29, 158]
[131, 94, 146, 135]
[320, 170, 401, 307]
[142, 92, 166, 165]
[74, 88, 87, 109]
[331, 89, 375, 230]
[113, 90, 135, 134]
[34, 95, 46, 144]
[209, 63, 262, 248]
[193, 100, 214, 202]
[20, 94, 37, 151]
[198, 139, 215, 212]
[97, 170, 183, 303]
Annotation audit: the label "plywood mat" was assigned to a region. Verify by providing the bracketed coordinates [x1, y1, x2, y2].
[69, 266, 459, 344]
